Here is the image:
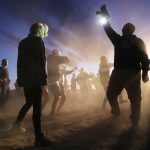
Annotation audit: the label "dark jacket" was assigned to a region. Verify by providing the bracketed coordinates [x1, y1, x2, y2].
[17, 34, 47, 87]
[103, 23, 149, 72]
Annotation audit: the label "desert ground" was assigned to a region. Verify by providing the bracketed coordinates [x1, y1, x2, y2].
[0, 84, 150, 150]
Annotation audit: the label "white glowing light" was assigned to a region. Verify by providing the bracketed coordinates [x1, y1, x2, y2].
[98, 16, 108, 25]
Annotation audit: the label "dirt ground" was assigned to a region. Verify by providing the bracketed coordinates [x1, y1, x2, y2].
[0, 87, 150, 150]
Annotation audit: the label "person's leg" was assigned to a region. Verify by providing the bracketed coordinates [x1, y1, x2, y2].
[49, 83, 61, 117]
[32, 87, 42, 137]
[5, 85, 10, 101]
[15, 87, 32, 124]
[107, 70, 124, 116]
[42, 87, 50, 111]
[50, 96, 59, 116]
[1, 85, 10, 110]
[30, 86, 52, 147]
[56, 87, 66, 112]
[125, 72, 141, 126]
[0, 84, 7, 109]
[101, 86, 108, 109]
[0, 85, 5, 112]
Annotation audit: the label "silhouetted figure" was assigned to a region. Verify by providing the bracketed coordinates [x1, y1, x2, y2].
[71, 73, 77, 95]
[76, 68, 89, 99]
[47, 49, 69, 117]
[13, 23, 52, 147]
[0, 59, 10, 112]
[99, 56, 127, 109]
[100, 5, 149, 127]
[56, 66, 76, 112]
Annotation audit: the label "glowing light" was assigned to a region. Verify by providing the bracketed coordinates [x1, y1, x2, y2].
[98, 16, 108, 25]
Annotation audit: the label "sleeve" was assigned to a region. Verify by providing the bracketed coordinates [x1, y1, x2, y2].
[39, 39, 47, 78]
[138, 39, 149, 73]
[17, 42, 24, 86]
[103, 22, 120, 45]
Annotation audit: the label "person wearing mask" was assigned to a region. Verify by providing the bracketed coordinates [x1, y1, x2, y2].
[13, 23, 52, 147]
[47, 49, 69, 117]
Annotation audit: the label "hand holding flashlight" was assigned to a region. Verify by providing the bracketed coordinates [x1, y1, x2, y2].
[96, 4, 110, 25]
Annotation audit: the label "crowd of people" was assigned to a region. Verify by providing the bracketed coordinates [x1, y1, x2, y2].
[0, 5, 150, 148]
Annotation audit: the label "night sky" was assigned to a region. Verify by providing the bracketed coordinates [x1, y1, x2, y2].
[0, 0, 150, 89]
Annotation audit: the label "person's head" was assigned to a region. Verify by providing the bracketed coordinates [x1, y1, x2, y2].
[29, 22, 49, 38]
[100, 56, 108, 64]
[122, 23, 135, 37]
[1, 58, 8, 67]
[51, 49, 61, 56]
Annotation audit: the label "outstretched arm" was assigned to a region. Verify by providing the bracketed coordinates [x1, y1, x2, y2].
[65, 67, 77, 75]
[100, 5, 120, 45]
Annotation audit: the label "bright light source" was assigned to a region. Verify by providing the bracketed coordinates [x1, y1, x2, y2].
[98, 16, 108, 25]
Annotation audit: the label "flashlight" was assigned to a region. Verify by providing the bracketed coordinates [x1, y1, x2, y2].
[96, 5, 110, 25]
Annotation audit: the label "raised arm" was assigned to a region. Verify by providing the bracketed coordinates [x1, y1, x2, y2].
[100, 5, 120, 45]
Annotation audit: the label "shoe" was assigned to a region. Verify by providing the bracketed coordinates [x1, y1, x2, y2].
[11, 122, 26, 133]
[34, 133, 53, 147]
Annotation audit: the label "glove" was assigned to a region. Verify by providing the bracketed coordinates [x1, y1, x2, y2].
[100, 5, 110, 18]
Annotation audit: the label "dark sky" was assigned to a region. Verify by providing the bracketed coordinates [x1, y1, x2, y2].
[0, 0, 150, 89]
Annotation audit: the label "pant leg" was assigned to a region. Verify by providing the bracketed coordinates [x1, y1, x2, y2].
[56, 85, 66, 112]
[107, 70, 125, 115]
[15, 87, 33, 123]
[102, 86, 108, 108]
[0, 84, 7, 106]
[32, 87, 42, 137]
[0, 84, 10, 111]
[49, 83, 61, 115]
[4, 85, 10, 102]
[125, 71, 141, 124]
[42, 87, 50, 111]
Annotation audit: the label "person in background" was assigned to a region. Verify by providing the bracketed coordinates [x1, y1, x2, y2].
[0, 58, 10, 113]
[76, 68, 90, 100]
[56, 65, 77, 113]
[71, 73, 77, 98]
[99, 56, 127, 109]
[47, 49, 69, 117]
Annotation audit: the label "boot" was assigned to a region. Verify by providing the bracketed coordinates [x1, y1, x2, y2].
[34, 133, 53, 147]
